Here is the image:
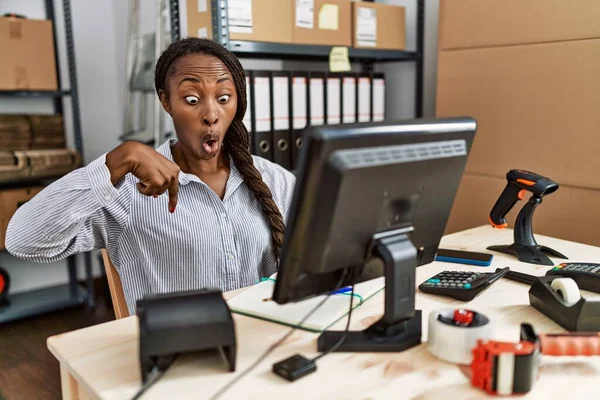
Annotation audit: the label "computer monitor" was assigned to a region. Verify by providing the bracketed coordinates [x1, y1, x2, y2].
[272, 117, 477, 353]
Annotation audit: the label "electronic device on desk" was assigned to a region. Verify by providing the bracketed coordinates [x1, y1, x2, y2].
[269, 116, 477, 380]
[435, 248, 493, 266]
[487, 169, 567, 266]
[418, 268, 509, 301]
[503, 263, 600, 293]
[500, 266, 600, 331]
[136, 289, 236, 384]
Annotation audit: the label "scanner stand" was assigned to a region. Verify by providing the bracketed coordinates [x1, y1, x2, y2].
[136, 289, 236, 384]
[318, 233, 422, 353]
[488, 195, 567, 266]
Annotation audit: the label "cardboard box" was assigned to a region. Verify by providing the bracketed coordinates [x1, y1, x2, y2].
[445, 174, 600, 247]
[293, 0, 351, 46]
[186, 0, 293, 44]
[0, 17, 58, 90]
[438, 0, 600, 50]
[351, 2, 405, 50]
[437, 0, 600, 246]
[0, 186, 44, 250]
[437, 39, 600, 190]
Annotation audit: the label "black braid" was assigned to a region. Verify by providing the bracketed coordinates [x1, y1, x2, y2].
[155, 38, 286, 259]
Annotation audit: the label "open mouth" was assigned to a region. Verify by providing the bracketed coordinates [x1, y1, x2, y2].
[202, 134, 220, 154]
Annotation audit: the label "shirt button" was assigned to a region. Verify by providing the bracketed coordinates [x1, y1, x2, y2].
[221, 212, 227, 219]
[226, 253, 234, 260]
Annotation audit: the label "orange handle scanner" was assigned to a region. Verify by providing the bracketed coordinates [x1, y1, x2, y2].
[489, 169, 559, 228]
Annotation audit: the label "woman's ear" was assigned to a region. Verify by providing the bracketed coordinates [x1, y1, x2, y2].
[159, 90, 171, 114]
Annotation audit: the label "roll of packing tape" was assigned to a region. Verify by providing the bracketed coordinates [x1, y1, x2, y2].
[551, 278, 581, 307]
[427, 309, 494, 365]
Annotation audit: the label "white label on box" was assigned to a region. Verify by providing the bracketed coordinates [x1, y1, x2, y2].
[198, 0, 207, 12]
[228, 0, 253, 33]
[356, 7, 377, 47]
[198, 27, 208, 38]
[296, 0, 314, 29]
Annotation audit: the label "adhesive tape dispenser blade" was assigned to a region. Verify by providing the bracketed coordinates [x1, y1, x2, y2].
[427, 309, 494, 365]
[550, 278, 581, 307]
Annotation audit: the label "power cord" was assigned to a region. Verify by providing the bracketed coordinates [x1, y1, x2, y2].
[206, 271, 349, 400]
[130, 365, 167, 400]
[310, 282, 355, 362]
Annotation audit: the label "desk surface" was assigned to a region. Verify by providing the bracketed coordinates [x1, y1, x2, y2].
[47, 226, 600, 399]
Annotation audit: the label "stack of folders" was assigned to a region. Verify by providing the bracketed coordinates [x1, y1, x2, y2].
[242, 71, 386, 171]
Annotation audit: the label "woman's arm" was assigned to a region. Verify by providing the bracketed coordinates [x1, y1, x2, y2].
[6, 141, 181, 263]
[5, 153, 132, 263]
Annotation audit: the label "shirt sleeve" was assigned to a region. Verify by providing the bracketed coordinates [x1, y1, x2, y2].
[5, 153, 132, 263]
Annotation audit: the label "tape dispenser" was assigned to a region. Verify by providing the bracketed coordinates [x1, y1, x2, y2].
[529, 276, 600, 331]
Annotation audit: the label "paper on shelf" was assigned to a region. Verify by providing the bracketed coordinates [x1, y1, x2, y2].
[329, 46, 351, 72]
[296, 0, 314, 29]
[318, 4, 339, 30]
[356, 7, 377, 47]
[228, 0, 253, 34]
[198, 0, 207, 12]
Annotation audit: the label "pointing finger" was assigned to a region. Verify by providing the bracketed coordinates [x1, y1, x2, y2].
[168, 177, 179, 213]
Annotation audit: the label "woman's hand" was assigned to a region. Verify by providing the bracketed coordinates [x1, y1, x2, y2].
[106, 141, 180, 212]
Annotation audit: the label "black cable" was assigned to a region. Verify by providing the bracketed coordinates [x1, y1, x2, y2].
[130, 366, 167, 400]
[206, 271, 349, 400]
[310, 275, 357, 362]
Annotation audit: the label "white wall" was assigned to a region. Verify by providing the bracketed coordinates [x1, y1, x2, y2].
[1, 0, 441, 294]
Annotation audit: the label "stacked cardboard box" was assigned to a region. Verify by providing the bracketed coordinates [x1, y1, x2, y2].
[0, 116, 31, 150]
[185, 0, 405, 49]
[437, 0, 600, 246]
[29, 115, 66, 149]
[0, 17, 58, 90]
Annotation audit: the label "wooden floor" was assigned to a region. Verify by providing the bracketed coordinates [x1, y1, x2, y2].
[0, 281, 114, 400]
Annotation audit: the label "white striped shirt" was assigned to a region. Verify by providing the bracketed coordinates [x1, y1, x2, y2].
[5, 139, 296, 314]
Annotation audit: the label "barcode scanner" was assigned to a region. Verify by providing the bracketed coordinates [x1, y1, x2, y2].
[487, 169, 567, 265]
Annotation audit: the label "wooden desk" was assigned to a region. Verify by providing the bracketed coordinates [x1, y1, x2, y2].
[47, 226, 600, 399]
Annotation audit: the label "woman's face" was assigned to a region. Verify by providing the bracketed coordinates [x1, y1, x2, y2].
[160, 53, 238, 160]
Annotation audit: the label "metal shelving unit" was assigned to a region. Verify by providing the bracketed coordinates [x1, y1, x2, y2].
[168, 0, 425, 118]
[0, 0, 95, 324]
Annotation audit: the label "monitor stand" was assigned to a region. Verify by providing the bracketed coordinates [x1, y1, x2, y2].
[317, 232, 422, 352]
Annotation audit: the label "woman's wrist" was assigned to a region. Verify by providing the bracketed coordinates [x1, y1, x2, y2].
[106, 142, 137, 186]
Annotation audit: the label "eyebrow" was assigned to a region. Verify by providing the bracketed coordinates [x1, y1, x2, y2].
[177, 75, 232, 86]
[178, 77, 200, 86]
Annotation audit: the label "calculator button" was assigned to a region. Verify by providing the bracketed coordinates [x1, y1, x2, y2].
[464, 283, 472, 289]
[456, 283, 464, 288]
[428, 278, 440, 283]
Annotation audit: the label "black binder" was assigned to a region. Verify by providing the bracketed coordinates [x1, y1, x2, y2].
[291, 71, 308, 169]
[251, 71, 273, 160]
[271, 71, 292, 170]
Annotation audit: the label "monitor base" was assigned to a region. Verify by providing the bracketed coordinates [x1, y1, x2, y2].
[317, 310, 422, 352]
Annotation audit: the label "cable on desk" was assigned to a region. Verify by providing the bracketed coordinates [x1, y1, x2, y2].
[130, 354, 178, 400]
[206, 270, 350, 400]
[311, 281, 356, 362]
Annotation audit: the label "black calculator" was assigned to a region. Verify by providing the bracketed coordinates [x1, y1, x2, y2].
[418, 267, 509, 301]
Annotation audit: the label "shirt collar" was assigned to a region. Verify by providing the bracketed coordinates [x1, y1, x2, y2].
[156, 139, 244, 197]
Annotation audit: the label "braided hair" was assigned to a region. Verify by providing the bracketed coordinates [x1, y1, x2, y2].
[155, 37, 286, 259]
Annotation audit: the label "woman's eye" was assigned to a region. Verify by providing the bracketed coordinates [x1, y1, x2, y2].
[218, 94, 230, 104]
[185, 95, 199, 105]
